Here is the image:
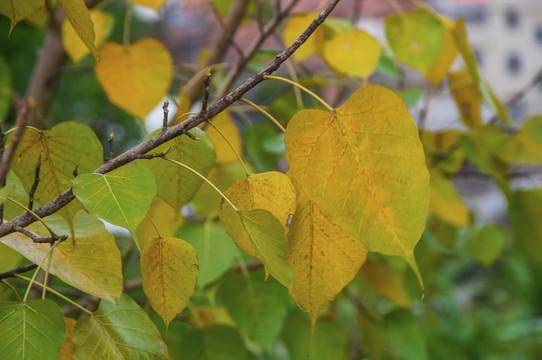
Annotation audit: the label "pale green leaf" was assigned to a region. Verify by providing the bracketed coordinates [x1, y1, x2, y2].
[178, 325, 250, 360]
[467, 224, 507, 267]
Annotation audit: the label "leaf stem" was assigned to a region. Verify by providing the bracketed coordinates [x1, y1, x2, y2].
[162, 157, 238, 211]
[1, 279, 22, 302]
[145, 213, 161, 239]
[263, 75, 334, 112]
[7, 197, 56, 237]
[240, 98, 286, 133]
[205, 121, 250, 176]
[15, 274, 93, 315]
[123, 4, 134, 45]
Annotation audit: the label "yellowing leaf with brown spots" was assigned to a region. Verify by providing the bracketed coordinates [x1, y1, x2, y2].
[424, 15, 458, 86]
[287, 189, 367, 327]
[285, 85, 429, 287]
[59, 317, 77, 360]
[59, 0, 99, 59]
[283, 12, 324, 61]
[429, 170, 469, 226]
[140, 236, 198, 328]
[449, 68, 482, 128]
[323, 29, 381, 79]
[127, 0, 168, 10]
[219, 171, 296, 258]
[136, 196, 184, 250]
[95, 39, 173, 120]
[206, 111, 243, 164]
[62, 9, 110, 63]
[0, 0, 43, 34]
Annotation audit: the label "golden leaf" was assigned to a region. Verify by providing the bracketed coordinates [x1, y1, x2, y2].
[285, 85, 429, 287]
[95, 38, 173, 120]
[205, 110, 243, 164]
[429, 170, 469, 226]
[62, 9, 110, 63]
[449, 68, 482, 128]
[323, 29, 381, 79]
[140, 236, 199, 328]
[287, 189, 367, 327]
[282, 12, 324, 61]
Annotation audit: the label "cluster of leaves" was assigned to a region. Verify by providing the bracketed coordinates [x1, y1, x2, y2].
[1, 0, 542, 359]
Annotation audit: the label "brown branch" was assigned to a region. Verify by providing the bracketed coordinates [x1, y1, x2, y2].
[0, 0, 342, 239]
[28, 152, 42, 210]
[0, 263, 38, 280]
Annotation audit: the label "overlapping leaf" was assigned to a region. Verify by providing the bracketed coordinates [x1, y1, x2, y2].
[73, 294, 168, 359]
[285, 85, 429, 286]
[140, 236, 198, 328]
[137, 128, 215, 210]
[95, 38, 173, 120]
[178, 221, 238, 289]
[0, 0, 44, 34]
[59, 317, 77, 360]
[73, 164, 156, 248]
[59, 0, 98, 59]
[282, 12, 323, 61]
[449, 68, 482, 128]
[424, 15, 458, 85]
[0, 212, 123, 302]
[62, 9, 110, 63]
[429, 170, 469, 226]
[286, 190, 367, 326]
[136, 196, 183, 249]
[323, 29, 381, 79]
[0, 299, 66, 360]
[10, 122, 103, 229]
[206, 110, 243, 164]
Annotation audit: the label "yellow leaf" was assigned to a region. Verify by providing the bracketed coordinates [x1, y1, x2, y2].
[127, 0, 168, 10]
[0, 212, 123, 302]
[283, 12, 324, 61]
[285, 85, 429, 287]
[219, 171, 296, 258]
[0, 0, 43, 35]
[449, 68, 482, 128]
[420, 129, 464, 174]
[429, 170, 469, 226]
[205, 110, 243, 164]
[359, 259, 411, 308]
[136, 196, 184, 249]
[61, 9, 110, 63]
[59, 317, 76, 360]
[140, 236, 198, 328]
[95, 38, 173, 120]
[287, 189, 367, 327]
[323, 29, 381, 79]
[424, 15, 458, 86]
[59, 0, 98, 59]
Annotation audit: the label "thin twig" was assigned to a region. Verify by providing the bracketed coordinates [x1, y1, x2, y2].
[201, 71, 212, 113]
[162, 100, 169, 133]
[28, 152, 42, 210]
[0, 101, 31, 186]
[108, 133, 114, 161]
[0, 0, 342, 239]
[13, 225, 67, 244]
[0, 263, 38, 281]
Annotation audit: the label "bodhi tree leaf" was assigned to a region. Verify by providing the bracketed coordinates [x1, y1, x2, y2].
[0, 212, 123, 302]
[95, 38, 173, 120]
[449, 68, 482, 128]
[0, 56, 11, 120]
[0, 243, 22, 272]
[73, 294, 168, 359]
[62, 9, 111, 63]
[140, 236, 198, 328]
[385, 8, 444, 73]
[467, 224, 507, 267]
[0, 0, 44, 34]
[509, 189, 542, 268]
[287, 189, 367, 327]
[496, 116, 542, 165]
[424, 15, 458, 85]
[136, 196, 183, 250]
[359, 258, 411, 308]
[244, 122, 281, 172]
[10, 122, 103, 230]
[205, 110, 243, 164]
[137, 127, 215, 211]
[59, 317, 77, 360]
[177, 221, 238, 289]
[178, 325, 250, 360]
[59, 0, 99, 59]
[127, 0, 168, 10]
[429, 170, 469, 227]
[323, 29, 381, 79]
[420, 129, 464, 174]
[73, 164, 156, 248]
[0, 299, 66, 360]
[218, 270, 291, 351]
[283, 12, 323, 61]
[285, 85, 429, 286]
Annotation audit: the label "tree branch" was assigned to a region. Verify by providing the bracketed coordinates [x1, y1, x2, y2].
[0, 0, 342, 239]
[0, 263, 38, 280]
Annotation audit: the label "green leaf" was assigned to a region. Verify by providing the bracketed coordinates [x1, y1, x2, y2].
[509, 189, 542, 268]
[178, 325, 251, 360]
[0, 0, 44, 34]
[281, 313, 349, 360]
[137, 128, 215, 210]
[384, 309, 428, 360]
[244, 122, 280, 172]
[375, 51, 401, 79]
[73, 294, 168, 360]
[10, 122, 103, 229]
[218, 269, 291, 351]
[0, 56, 11, 120]
[73, 164, 156, 248]
[0, 211, 123, 302]
[467, 224, 507, 267]
[394, 87, 424, 109]
[177, 221, 238, 289]
[385, 8, 444, 72]
[59, 0, 98, 59]
[0, 299, 66, 360]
